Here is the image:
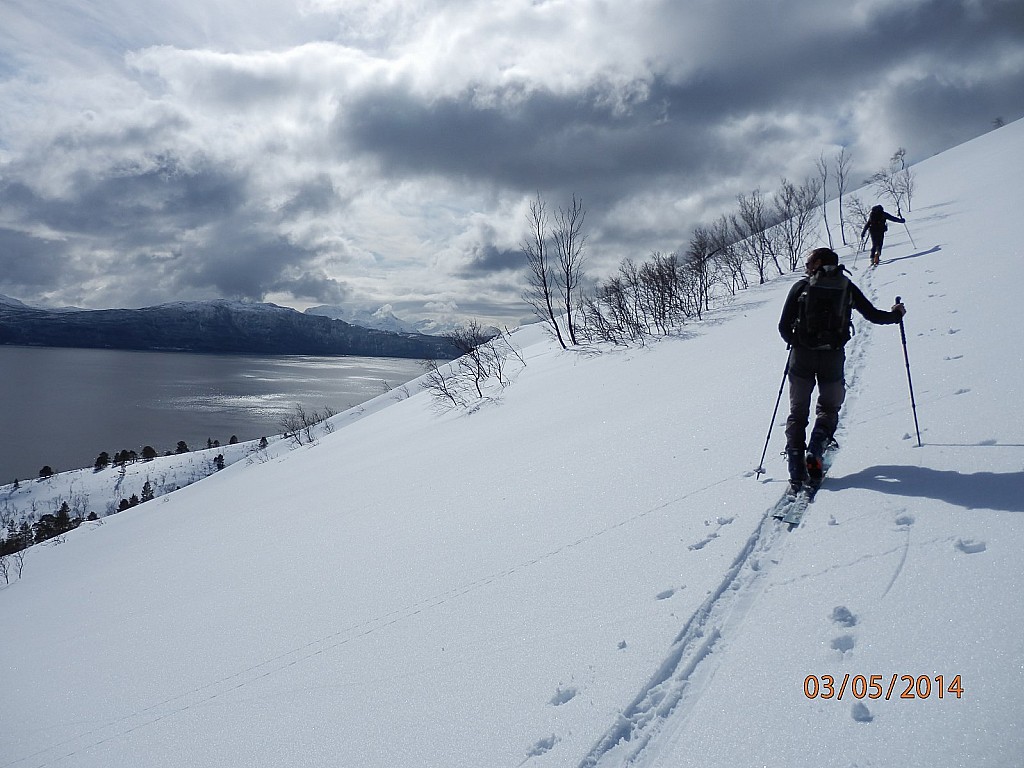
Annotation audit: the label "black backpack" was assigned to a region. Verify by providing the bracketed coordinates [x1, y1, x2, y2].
[795, 265, 853, 350]
[868, 206, 888, 231]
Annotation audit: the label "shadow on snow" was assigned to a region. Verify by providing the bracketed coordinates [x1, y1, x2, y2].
[826, 464, 1024, 513]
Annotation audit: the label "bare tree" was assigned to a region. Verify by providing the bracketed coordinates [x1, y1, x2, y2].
[893, 148, 915, 212]
[445, 321, 496, 400]
[869, 148, 915, 214]
[816, 153, 833, 249]
[834, 147, 853, 245]
[708, 214, 746, 295]
[580, 261, 646, 345]
[521, 195, 567, 349]
[845, 194, 871, 251]
[552, 194, 586, 346]
[422, 323, 525, 409]
[421, 358, 466, 410]
[637, 252, 682, 333]
[686, 227, 722, 316]
[773, 176, 822, 271]
[732, 189, 781, 283]
[280, 404, 337, 446]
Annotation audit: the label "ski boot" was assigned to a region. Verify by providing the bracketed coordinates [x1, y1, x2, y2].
[805, 437, 825, 485]
[786, 448, 807, 496]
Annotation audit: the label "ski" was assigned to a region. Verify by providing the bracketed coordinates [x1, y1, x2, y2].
[781, 490, 814, 527]
[772, 440, 838, 529]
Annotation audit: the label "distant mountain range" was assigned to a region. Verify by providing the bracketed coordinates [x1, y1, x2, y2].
[0, 295, 459, 359]
[304, 304, 466, 336]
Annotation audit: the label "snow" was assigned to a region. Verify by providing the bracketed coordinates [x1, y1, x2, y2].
[2, 120, 1023, 768]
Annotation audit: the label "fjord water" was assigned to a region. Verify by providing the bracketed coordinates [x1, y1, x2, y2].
[0, 345, 425, 482]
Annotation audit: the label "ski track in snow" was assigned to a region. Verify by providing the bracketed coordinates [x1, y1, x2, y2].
[575, 506, 789, 768]
[574, 259, 888, 768]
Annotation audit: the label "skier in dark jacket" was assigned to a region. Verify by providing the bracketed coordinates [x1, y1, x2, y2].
[861, 204, 905, 265]
[778, 247, 906, 492]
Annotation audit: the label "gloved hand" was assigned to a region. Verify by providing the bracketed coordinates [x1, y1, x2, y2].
[892, 302, 906, 318]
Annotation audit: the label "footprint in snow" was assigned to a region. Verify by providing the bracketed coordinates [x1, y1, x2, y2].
[524, 735, 559, 759]
[831, 635, 855, 655]
[688, 534, 718, 551]
[688, 517, 734, 551]
[549, 686, 578, 706]
[851, 702, 874, 723]
[830, 606, 858, 628]
[955, 538, 987, 555]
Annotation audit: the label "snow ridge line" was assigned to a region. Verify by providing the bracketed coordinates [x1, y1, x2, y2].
[577, 507, 787, 768]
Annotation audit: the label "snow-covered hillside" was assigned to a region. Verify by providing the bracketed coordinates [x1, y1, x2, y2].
[2, 121, 1022, 768]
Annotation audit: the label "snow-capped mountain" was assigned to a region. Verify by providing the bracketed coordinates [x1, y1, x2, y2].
[304, 303, 465, 336]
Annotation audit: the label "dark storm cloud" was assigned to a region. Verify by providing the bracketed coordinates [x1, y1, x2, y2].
[67, 154, 249, 236]
[341, 0, 1024, 196]
[341, 82, 704, 191]
[278, 174, 343, 219]
[0, 228, 75, 291]
[0, 148, 333, 306]
[457, 244, 522, 277]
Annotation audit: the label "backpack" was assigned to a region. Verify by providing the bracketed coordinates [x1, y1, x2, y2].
[795, 265, 853, 350]
[868, 206, 888, 231]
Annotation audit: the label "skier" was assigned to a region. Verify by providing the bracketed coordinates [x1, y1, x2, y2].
[778, 247, 906, 493]
[861, 204, 905, 265]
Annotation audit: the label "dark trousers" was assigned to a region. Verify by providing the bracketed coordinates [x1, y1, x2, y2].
[785, 347, 846, 457]
[868, 229, 885, 261]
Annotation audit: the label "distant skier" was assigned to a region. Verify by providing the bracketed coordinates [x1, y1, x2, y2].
[861, 205, 905, 265]
[778, 247, 906, 493]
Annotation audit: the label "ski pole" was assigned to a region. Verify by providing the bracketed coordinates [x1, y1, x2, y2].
[896, 296, 922, 447]
[902, 220, 917, 249]
[755, 347, 792, 478]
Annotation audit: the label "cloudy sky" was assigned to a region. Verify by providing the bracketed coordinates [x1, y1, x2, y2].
[1, 0, 1021, 327]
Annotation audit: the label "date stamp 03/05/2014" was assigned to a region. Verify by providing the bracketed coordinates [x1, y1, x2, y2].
[803, 674, 964, 701]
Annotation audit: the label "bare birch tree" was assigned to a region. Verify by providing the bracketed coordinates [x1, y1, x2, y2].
[845, 194, 871, 251]
[732, 189, 780, 283]
[444, 320, 496, 400]
[869, 148, 915, 214]
[521, 195, 567, 348]
[893, 148, 915, 212]
[816, 153, 833, 249]
[708, 213, 746, 295]
[773, 176, 822, 272]
[834, 147, 853, 245]
[552, 194, 586, 346]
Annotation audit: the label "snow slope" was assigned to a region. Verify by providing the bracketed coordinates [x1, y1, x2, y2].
[2, 121, 1023, 768]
